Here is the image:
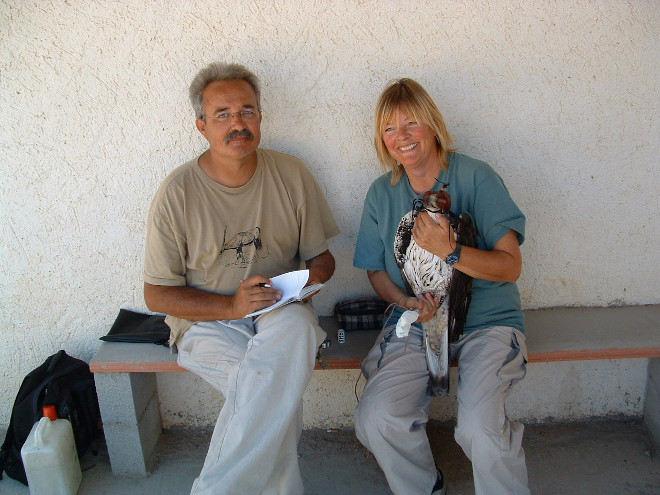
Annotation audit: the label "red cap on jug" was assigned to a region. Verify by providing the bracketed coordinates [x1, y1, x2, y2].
[43, 405, 58, 420]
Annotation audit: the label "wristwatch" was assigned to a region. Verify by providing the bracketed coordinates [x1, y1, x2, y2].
[445, 244, 462, 266]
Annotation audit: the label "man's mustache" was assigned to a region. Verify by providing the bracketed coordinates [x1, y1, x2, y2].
[225, 129, 254, 145]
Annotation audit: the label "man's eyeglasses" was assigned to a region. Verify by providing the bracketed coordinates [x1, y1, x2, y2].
[203, 109, 261, 123]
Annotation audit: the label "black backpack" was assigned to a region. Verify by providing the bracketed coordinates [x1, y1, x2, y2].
[0, 350, 101, 485]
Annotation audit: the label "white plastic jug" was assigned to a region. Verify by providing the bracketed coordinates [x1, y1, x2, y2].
[20, 416, 82, 495]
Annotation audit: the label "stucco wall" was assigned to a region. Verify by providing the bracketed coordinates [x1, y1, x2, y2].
[1, 0, 658, 427]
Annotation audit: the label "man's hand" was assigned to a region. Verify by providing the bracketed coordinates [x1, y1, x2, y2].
[144, 276, 281, 322]
[230, 276, 282, 318]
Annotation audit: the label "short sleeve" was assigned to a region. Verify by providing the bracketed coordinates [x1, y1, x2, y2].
[472, 172, 525, 249]
[297, 165, 340, 261]
[353, 183, 386, 271]
[143, 188, 187, 287]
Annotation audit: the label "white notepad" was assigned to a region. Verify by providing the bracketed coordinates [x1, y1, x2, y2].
[245, 269, 323, 317]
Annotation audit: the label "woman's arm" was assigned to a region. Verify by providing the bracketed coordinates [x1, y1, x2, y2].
[413, 212, 522, 283]
[367, 270, 439, 323]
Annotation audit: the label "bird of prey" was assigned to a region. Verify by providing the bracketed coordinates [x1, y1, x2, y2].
[393, 185, 476, 396]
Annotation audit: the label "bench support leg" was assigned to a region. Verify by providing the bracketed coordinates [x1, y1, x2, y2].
[644, 358, 660, 447]
[94, 372, 162, 476]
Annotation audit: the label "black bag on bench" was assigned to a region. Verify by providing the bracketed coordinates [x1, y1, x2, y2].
[100, 308, 170, 346]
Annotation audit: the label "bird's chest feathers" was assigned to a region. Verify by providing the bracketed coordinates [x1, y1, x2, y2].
[394, 214, 452, 297]
[404, 239, 452, 296]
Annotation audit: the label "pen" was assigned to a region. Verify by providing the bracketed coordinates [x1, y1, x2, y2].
[258, 283, 271, 288]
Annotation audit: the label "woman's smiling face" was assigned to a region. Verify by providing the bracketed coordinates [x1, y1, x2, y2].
[381, 107, 438, 172]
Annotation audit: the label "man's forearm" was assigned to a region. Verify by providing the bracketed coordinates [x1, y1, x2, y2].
[305, 250, 336, 285]
[144, 282, 236, 321]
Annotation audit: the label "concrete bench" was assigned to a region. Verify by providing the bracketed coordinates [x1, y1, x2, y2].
[90, 305, 660, 476]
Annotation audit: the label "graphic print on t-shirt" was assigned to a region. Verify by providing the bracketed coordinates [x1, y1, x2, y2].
[219, 226, 268, 268]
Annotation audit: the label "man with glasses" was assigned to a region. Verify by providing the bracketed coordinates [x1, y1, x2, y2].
[143, 62, 339, 495]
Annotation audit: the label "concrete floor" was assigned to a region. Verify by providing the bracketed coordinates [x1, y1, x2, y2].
[1, 419, 659, 495]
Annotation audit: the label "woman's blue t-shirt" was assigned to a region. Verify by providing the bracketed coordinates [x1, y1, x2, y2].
[353, 152, 526, 334]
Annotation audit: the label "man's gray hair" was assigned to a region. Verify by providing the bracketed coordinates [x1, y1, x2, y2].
[189, 62, 261, 119]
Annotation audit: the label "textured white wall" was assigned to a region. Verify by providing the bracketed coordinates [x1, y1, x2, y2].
[1, 0, 658, 427]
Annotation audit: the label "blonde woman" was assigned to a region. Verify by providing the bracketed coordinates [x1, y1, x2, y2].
[353, 78, 529, 495]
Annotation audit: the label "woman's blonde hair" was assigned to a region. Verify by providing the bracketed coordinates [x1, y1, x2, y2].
[374, 78, 455, 185]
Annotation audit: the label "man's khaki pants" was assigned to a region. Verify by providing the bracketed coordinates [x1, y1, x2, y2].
[177, 302, 325, 495]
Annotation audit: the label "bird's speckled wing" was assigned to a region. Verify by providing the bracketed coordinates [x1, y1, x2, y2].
[394, 212, 452, 396]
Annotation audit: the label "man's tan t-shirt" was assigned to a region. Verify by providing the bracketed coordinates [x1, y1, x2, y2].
[144, 148, 339, 345]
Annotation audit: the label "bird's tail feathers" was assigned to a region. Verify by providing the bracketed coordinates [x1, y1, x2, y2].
[448, 213, 478, 343]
